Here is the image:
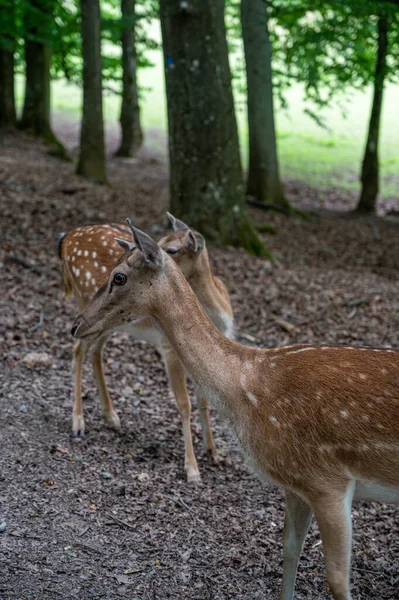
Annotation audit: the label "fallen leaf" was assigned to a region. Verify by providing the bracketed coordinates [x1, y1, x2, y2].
[43, 479, 56, 486]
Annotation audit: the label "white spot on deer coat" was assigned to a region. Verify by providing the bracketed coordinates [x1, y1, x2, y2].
[86, 271, 92, 280]
[247, 392, 258, 407]
[84, 250, 88, 257]
[101, 266, 107, 273]
[92, 251, 97, 258]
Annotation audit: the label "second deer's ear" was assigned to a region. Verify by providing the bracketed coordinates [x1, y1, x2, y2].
[114, 237, 136, 252]
[126, 219, 163, 268]
[187, 230, 205, 252]
[187, 230, 198, 252]
[167, 212, 190, 232]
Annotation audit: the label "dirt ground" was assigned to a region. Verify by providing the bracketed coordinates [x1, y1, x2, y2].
[0, 129, 398, 600]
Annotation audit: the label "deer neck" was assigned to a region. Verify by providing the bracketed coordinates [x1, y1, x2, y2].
[151, 262, 241, 415]
[187, 250, 230, 321]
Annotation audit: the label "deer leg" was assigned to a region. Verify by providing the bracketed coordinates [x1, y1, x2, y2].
[91, 337, 120, 429]
[280, 491, 313, 600]
[162, 345, 200, 484]
[197, 392, 218, 462]
[72, 339, 87, 436]
[311, 482, 355, 600]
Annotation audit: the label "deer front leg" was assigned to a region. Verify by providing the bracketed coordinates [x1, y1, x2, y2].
[196, 392, 218, 462]
[91, 336, 121, 429]
[72, 339, 87, 436]
[280, 491, 313, 600]
[311, 482, 355, 600]
[161, 344, 200, 484]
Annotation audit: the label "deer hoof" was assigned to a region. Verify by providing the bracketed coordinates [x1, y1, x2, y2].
[207, 447, 219, 465]
[72, 415, 85, 437]
[103, 410, 121, 429]
[186, 466, 201, 485]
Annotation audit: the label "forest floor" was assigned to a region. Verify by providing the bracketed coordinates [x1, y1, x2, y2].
[0, 130, 398, 600]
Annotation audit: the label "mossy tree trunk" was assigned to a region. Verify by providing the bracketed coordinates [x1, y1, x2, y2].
[241, 0, 288, 209]
[77, 0, 107, 183]
[0, 0, 16, 129]
[159, 0, 267, 256]
[115, 0, 143, 158]
[19, 0, 64, 151]
[356, 17, 388, 214]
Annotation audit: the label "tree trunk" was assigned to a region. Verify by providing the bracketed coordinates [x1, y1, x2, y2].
[241, 0, 287, 208]
[159, 0, 266, 255]
[115, 0, 143, 157]
[0, 46, 16, 129]
[356, 17, 388, 214]
[19, 0, 63, 150]
[0, 0, 16, 129]
[77, 0, 107, 183]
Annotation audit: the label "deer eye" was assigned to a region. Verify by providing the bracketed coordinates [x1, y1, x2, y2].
[166, 248, 178, 255]
[113, 273, 127, 286]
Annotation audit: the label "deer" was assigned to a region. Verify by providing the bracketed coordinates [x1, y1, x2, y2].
[71, 220, 399, 600]
[59, 214, 233, 483]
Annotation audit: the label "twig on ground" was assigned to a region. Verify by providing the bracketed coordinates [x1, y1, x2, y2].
[105, 512, 136, 531]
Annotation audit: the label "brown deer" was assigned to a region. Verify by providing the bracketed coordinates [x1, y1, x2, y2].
[60, 214, 233, 483]
[71, 222, 399, 600]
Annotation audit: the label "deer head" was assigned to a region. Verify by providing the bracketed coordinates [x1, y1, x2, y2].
[71, 221, 175, 342]
[156, 212, 206, 278]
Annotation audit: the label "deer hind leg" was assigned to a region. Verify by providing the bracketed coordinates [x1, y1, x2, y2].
[196, 392, 218, 463]
[312, 482, 355, 600]
[91, 336, 120, 429]
[162, 344, 200, 484]
[72, 339, 87, 436]
[280, 491, 313, 600]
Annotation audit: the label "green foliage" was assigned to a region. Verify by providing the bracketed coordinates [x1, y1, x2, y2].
[270, 0, 399, 122]
[4, 0, 159, 94]
[227, 0, 399, 127]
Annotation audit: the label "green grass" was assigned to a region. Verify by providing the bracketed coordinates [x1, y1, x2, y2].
[15, 26, 399, 199]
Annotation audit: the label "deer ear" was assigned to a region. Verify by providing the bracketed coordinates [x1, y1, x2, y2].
[187, 230, 205, 252]
[194, 231, 205, 251]
[126, 219, 163, 268]
[167, 212, 190, 232]
[187, 230, 198, 252]
[114, 238, 136, 252]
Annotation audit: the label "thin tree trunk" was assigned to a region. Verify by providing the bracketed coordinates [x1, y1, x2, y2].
[241, 0, 287, 208]
[77, 0, 107, 183]
[159, 0, 267, 256]
[19, 0, 64, 150]
[20, 41, 53, 138]
[115, 0, 143, 157]
[356, 17, 388, 213]
[0, 0, 16, 128]
[0, 45, 16, 129]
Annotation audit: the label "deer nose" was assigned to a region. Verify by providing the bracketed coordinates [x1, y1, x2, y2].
[71, 321, 81, 338]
